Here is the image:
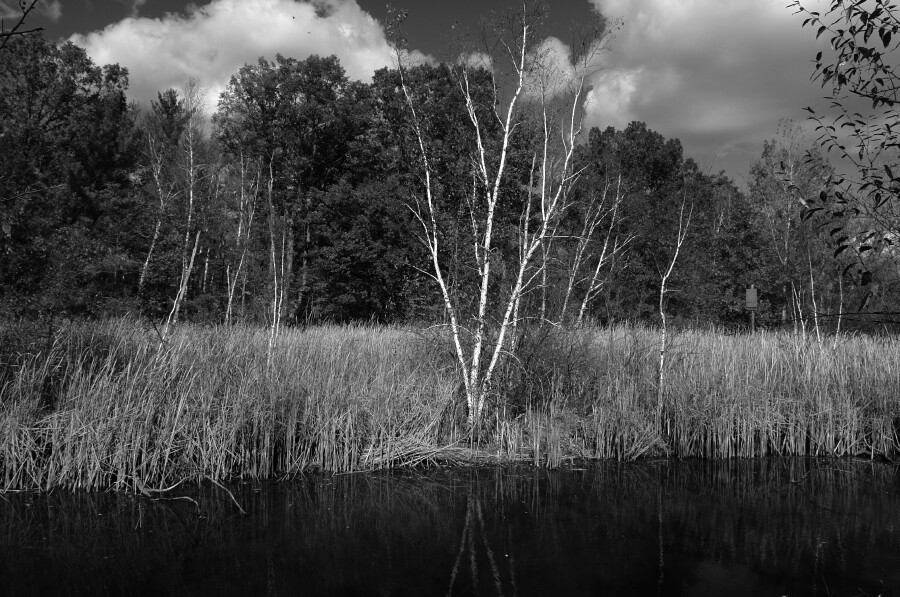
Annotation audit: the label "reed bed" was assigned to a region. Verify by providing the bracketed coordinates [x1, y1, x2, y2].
[1, 319, 898, 491]
[0, 319, 459, 491]
[504, 324, 900, 463]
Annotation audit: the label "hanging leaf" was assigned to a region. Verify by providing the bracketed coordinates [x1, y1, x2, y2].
[801, 206, 823, 221]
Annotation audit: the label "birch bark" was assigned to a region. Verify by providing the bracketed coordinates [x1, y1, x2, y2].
[396, 4, 613, 429]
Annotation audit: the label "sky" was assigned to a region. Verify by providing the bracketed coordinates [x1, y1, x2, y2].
[8, 0, 832, 186]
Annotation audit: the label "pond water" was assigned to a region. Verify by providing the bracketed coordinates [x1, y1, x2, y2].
[1, 459, 898, 596]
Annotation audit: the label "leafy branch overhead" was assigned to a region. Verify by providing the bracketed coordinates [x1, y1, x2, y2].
[791, 0, 900, 283]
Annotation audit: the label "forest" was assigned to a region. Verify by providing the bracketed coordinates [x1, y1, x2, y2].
[2, 1, 900, 490]
[1, 31, 888, 334]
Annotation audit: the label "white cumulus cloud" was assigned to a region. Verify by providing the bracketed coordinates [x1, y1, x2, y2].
[525, 36, 577, 97]
[70, 0, 404, 111]
[588, 0, 826, 180]
[456, 50, 493, 72]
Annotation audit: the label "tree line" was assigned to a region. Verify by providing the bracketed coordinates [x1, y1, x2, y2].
[1, 30, 892, 334]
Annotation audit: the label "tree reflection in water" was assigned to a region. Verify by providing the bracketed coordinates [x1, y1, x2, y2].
[1, 459, 898, 596]
[448, 491, 517, 596]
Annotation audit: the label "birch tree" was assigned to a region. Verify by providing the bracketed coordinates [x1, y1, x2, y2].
[395, 2, 613, 430]
[657, 189, 692, 427]
[139, 89, 185, 295]
[223, 151, 258, 324]
[749, 123, 840, 332]
[164, 79, 206, 335]
[216, 54, 354, 333]
[558, 171, 631, 325]
[216, 59, 292, 345]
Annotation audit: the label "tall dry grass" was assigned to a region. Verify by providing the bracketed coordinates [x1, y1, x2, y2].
[0, 319, 459, 491]
[1, 319, 898, 490]
[499, 324, 900, 464]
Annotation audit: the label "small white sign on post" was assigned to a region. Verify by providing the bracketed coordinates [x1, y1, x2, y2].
[745, 285, 758, 311]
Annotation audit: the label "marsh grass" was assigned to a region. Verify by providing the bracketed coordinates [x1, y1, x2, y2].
[1, 320, 460, 491]
[1, 319, 898, 490]
[503, 324, 900, 463]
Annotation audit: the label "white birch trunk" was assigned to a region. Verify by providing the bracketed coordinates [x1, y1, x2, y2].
[397, 5, 610, 430]
[225, 155, 258, 325]
[657, 193, 693, 429]
[163, 79, 205, 337]
[139, 134, 175, 294]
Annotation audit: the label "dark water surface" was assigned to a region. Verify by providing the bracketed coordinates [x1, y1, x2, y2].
[2, 459, 898, 596]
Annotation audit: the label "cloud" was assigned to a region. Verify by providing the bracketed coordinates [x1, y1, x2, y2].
[519, 33, 616, 104]
[0, 0, 61, 22]
[70, 0, 404, 111]
[525, 36, 576, 97]
[456, 50, 493, 72]
[121, 0, 148, 18]
[588, 0, 827, 180]
[41, 0, 61, 21]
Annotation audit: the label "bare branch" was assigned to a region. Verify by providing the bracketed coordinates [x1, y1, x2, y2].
[0, 0, 43, 51]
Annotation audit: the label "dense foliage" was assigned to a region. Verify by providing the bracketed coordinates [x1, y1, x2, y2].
[791, 0, 900, 328]
[0, 33, 888, 331]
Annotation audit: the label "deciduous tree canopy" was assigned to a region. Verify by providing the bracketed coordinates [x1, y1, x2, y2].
[1, 29, 893, 333]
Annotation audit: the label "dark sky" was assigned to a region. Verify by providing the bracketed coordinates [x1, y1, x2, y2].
[5, 0, 835, 185]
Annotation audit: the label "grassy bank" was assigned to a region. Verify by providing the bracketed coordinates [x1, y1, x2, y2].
[1, 319, 898, 491]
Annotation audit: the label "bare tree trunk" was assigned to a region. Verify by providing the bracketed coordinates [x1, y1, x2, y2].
[539, 239, 548, 324]
[164, 231, 200, 334]
[512, 155, 537, 344]
[299, 217, 309, 322]
[225, 157, 258, 325]
[201, 247, 210, 294]
[396, 7, 608, 429]
[139, 220, 162, 294]
[164, 79, 205, 336]
[559, 183, 604, 323]
[280, 216, 294, 326]
[139, 134, 175, 294]
[792, 281, 806, 336]
[574, 174, 630, 326]
[201, 170, 222, 296]
[657, 193, 693, 432]
[266, 159, 279, 366]
[808, 248, 822, 345]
